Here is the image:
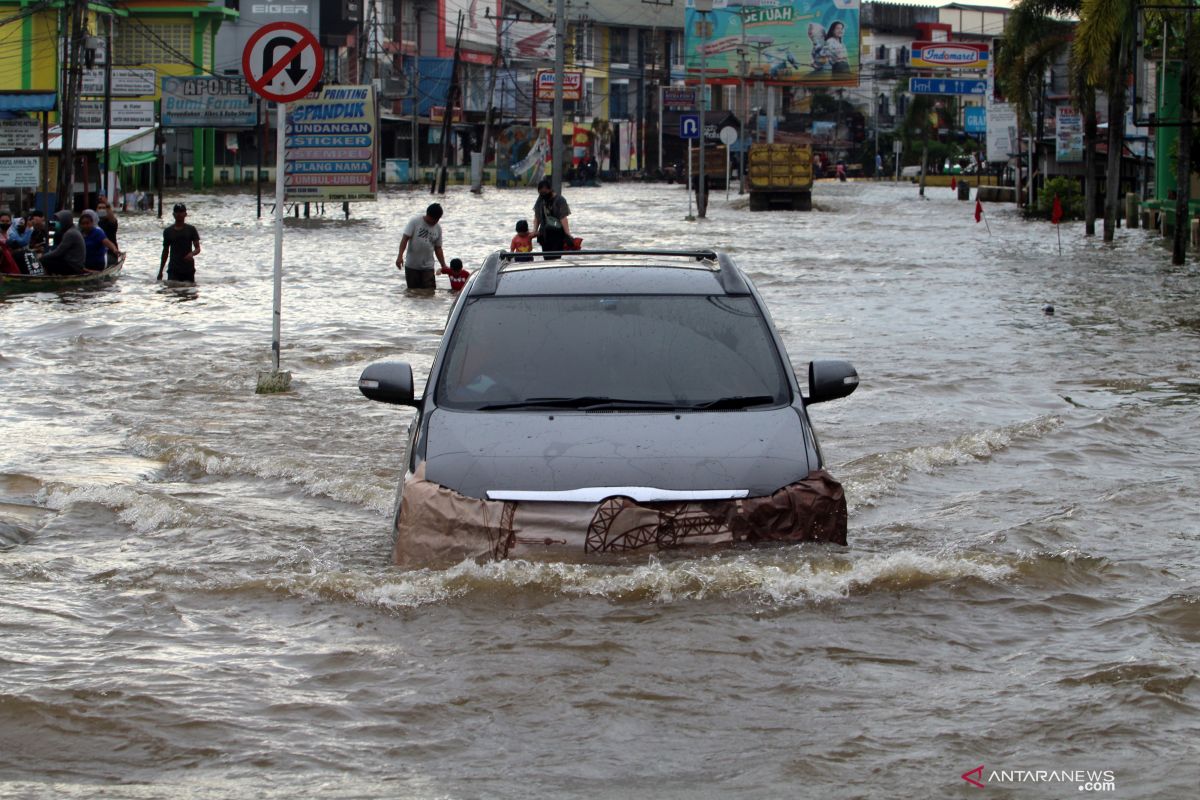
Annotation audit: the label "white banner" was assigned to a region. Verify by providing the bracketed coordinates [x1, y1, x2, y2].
[0, 156, 40, 187]
[77, 100, 156, 129]
[986, 100, 1017, 162]
[0, 119, 40, 150]
[82, 68, 157, 97]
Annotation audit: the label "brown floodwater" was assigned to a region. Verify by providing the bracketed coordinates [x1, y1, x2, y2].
[1, 181, 1198, 798]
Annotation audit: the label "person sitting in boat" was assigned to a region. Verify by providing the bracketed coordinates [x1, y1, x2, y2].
[38, 210, 87, 276]
[95, 199, 119, 261]
[6, 215, 30, 250]
[23, 210, 48, 254]
[78, 210, 121, 270]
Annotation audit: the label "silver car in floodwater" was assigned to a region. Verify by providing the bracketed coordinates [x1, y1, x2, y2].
[358, 249, 859, 566]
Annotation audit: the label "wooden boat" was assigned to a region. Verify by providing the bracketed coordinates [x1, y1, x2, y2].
[0, 253, 125, 294]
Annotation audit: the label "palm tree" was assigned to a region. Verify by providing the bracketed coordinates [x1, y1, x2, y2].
[1075, 0, 1139, 242]
[997, 1, 1089, 225]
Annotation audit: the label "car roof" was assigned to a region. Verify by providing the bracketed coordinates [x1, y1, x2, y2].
[469, 249, 752, 297]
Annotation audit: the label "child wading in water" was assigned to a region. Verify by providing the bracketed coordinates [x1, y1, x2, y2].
[510, 219, 534, 261]
[440, 258, 470, 291]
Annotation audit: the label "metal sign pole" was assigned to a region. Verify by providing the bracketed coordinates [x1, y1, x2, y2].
[256, 100, 291, 394]
[686, 138, 694, 220]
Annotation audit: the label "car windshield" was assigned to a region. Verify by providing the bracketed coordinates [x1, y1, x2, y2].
[436, 295, 791, 410]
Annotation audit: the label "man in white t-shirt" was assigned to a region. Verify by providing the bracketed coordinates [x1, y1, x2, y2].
[395, 203, 449, 289]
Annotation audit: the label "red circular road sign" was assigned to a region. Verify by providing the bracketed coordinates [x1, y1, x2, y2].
[242, 21, 323, 104]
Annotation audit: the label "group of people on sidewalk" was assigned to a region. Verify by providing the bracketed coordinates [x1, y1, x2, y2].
[395, 178, 576, 292]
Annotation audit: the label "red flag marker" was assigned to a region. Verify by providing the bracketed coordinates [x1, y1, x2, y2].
[951, 177, 957, 191]
[974, 199, 982, 223]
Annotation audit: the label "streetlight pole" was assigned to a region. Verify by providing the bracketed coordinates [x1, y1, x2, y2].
[695, 0, 712, 218]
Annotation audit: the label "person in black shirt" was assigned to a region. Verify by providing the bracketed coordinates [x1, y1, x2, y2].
[159, 203, 201, 282]
[95, 198, 119, 263]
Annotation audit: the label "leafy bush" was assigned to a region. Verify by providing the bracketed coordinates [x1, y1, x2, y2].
[1037, 176, 1083, 220]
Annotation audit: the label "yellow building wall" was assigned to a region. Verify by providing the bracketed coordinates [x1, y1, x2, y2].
[0, 7, 61, 91]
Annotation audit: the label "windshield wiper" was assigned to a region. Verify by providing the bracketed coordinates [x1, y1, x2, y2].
[683, 395, 778, 410]
[477, 396, 680, 411]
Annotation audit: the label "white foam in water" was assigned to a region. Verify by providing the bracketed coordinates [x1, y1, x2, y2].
[131, 437, 394, 515]
[340, 550, 1013, 609]
[841, 415, 1063, 510]
[38, 483, 193, 533]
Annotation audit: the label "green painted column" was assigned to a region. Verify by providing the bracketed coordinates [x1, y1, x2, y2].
[204, 127, 215, 187]
[192, 18, 208, 189]
[21, 5, 32, 89]
[1156, 62, 1181, 205]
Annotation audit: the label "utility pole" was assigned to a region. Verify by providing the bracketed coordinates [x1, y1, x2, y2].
[102, 13, 112, 204]
[552, 0, 566, 193]
[472, 13, 504, 194]
[435, 12, 464, 194]
[1172, 7, 1193, 265]
[57, 0, 87, 211]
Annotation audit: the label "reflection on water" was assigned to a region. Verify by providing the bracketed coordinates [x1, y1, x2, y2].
[1, 182, 1198, 797]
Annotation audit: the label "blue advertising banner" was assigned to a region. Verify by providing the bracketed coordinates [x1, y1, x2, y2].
[284, 85, 378, 202]
[964, 106, 987, 134]
[685, 0, 860, 87]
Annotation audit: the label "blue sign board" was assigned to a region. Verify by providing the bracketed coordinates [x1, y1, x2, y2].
[680, 113, 700, 140]
[964, 106, 987, 134]
[908, 78, 988, 96]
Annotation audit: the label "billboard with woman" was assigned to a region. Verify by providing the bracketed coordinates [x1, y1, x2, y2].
[684, 0, 860, 87]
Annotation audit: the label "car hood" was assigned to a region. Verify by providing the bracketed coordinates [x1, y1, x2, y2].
[422, 407, 816, 500]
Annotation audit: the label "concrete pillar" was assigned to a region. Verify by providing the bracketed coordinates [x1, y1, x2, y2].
[1126, 192, 1140, 228]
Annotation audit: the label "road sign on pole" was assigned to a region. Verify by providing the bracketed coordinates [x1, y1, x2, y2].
[908, 77, 987, 96]
[243, 21, 322, 394]
[680, 114, 700, 140]
[243, 22, 323, 104]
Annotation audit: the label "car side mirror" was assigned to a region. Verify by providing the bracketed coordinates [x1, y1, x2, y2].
[807, 360, 858, 404]
[358, 361, 417, 406]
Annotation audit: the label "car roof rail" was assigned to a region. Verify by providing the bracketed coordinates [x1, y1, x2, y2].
[470, 249, 750, 296]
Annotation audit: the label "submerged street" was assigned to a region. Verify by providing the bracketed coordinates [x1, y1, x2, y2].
[1, 180, 1198, 797]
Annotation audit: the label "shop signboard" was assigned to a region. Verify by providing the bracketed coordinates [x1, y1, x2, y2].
[0, 156, 40, 187]
[535, 69, 583, 101]
[161, 76, 258, 127]
[911, 41, 989, 70]
[0, 119, 40, 150]
[284, 84, 377, 202]
[77, 100, 155, 128]
[81, 68, 157, 97]
[1055, 106, 1084, 163]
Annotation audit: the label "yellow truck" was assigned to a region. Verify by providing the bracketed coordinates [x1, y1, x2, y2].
[747, 143, 813, 211]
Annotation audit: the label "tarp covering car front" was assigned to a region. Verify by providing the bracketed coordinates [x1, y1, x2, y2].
[392, 463, 847, 567]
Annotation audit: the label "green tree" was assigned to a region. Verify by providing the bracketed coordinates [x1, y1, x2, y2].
[997, 1, 1102, 235]
[1075, 0, 1139, 242]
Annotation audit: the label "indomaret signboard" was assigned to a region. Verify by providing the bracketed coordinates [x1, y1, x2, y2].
[910, 41, 989, 70]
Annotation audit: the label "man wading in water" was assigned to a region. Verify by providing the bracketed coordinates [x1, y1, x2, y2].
[395, 203, 449, 290]
[159, 203, 201, 282]
[531, 178, 571, 259]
